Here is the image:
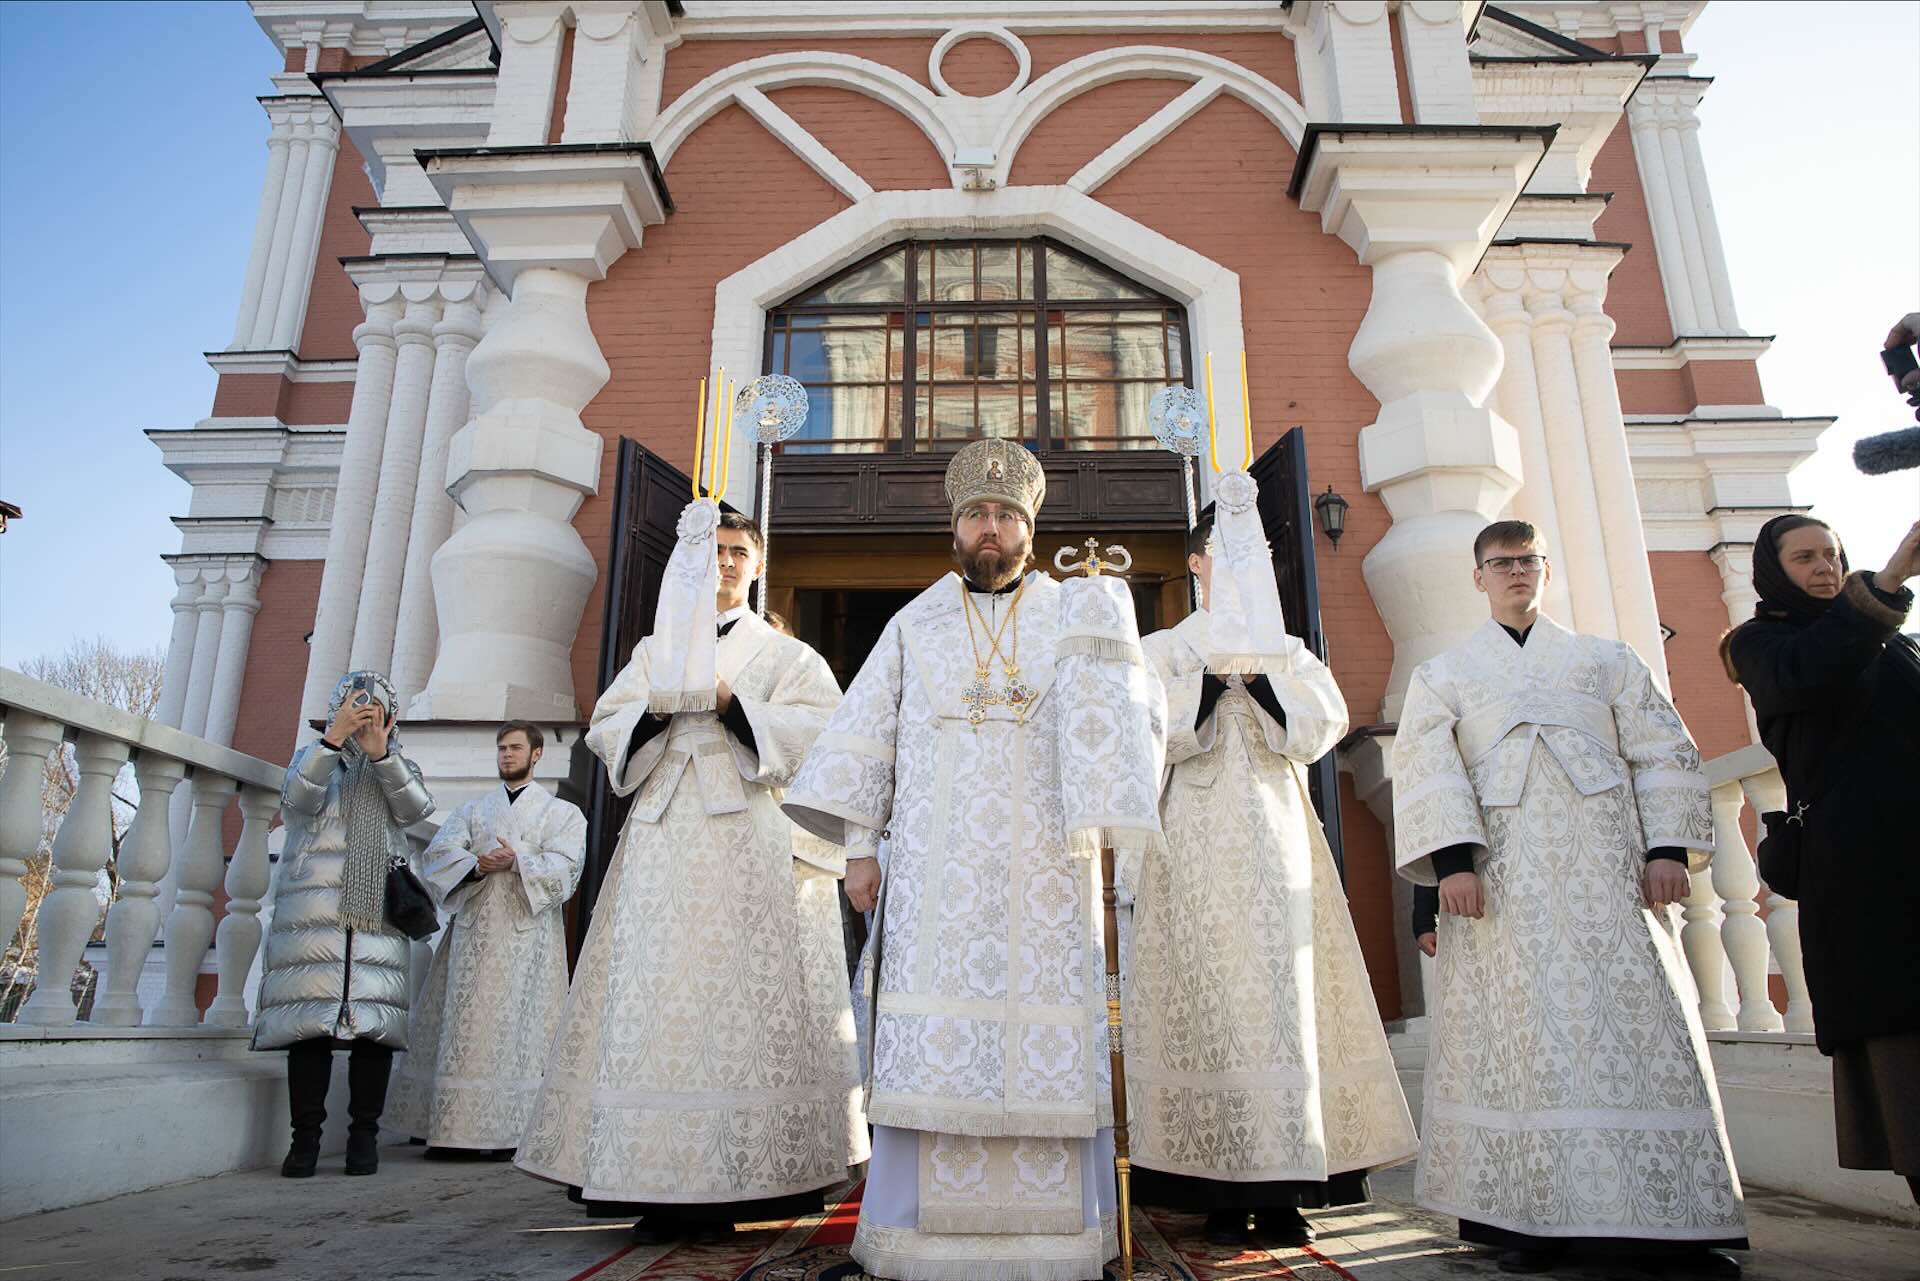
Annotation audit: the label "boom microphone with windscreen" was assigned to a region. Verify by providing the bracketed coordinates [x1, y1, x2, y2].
[1854, 427, 1920, 475]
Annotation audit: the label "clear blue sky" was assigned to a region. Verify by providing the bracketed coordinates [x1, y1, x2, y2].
[0, 2, 1914, 671]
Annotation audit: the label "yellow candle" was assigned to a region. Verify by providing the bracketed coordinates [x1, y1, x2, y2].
[1204, 351, 1219, 472]
[691, 376, 707, 497]
[716, 379, 735, 501]
[708, 365, 725, 496]
[1239, 350, 1253, 471]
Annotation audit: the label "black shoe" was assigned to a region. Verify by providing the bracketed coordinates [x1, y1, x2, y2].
[344, 1126, 380, 1176]
[1252, 1205, 1314, 1246]
[423, 1145, 500, 1162]
[1497, 1247, 1567, 1274]
[280, 1130, 321, 1179]
[1203, 1209, 1250, 1247]
[587, 1199, 649, 1219]
[487, 1148, 516, 1162]
[630, 1217, 681, 1244]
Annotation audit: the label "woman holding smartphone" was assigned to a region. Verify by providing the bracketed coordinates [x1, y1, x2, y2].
[252, 670, 434, 1177]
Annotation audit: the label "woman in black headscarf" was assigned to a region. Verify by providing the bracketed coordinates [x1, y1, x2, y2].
[1721, 514, 1920, 1204]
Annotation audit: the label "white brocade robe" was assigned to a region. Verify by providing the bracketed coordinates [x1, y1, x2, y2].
[1392, 618, 1745, 1242]
[1131, 611, 1416, 1184]
[388, 782, 586, 1149]
[514, 611, 867, 1203]
[786, 572, 1155, 1281]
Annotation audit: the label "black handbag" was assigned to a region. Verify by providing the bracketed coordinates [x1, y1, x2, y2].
[1754, 692, 1874, 900]
[384, 853, 439, 941]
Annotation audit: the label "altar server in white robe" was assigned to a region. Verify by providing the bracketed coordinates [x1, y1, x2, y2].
[1131, 500, 1416, 1248]
[786, 438, 1166, 1281]
[515, 510, 867, 1244]
[388, 721, 586, 1157]
[1393, 519, 1747, 1276]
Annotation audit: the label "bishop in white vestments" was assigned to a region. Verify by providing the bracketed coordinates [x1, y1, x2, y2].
[1392, 520, 1746, 1274]
[515, 511, 867, 1243]
[786, 439, 1165, 1281]
[388, 722, 586, 1155]
[1130, 504, 1417, 1247]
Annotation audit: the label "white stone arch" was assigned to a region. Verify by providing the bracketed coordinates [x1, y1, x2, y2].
[705, 186, 1247, 511]
[649, 51, 955, 201]
[990, 47, 1310, 190]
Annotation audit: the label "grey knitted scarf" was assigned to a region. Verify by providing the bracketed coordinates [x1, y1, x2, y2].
[327, 671, 399, 935]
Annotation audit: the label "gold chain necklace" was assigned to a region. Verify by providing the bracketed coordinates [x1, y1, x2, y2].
[958, 573, 1035, 726]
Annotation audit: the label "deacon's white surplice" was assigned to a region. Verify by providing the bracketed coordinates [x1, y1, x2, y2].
[514, 609, 867, 1204]
[1392, 617, 1745, 1242]
[1131, 609, 1416, 1186]
[786, 570, 1164, 1281]
[388, 781, 586, 1149]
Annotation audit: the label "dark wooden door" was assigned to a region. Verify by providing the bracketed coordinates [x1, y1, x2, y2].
[1248, 427, 1344, 877]
[574, 439, 694, 953]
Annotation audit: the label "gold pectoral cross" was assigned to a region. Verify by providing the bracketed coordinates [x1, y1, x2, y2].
[962, 665, 1002, 726]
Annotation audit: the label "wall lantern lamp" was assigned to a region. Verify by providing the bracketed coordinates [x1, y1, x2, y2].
[1314, 485, 1349, 546]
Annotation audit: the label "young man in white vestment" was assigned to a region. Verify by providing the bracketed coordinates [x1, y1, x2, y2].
[1130, 507, 1417, 1248]
[1393, 520, 1747, 1276]
[515, 512, 868, 1244]
[388, 722, 586, 1158]
[785, 438, 1166, 1281]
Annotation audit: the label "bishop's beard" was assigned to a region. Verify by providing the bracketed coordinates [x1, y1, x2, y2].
[955, 538, 1030, 591]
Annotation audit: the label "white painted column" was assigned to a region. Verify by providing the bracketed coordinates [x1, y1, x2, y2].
[391, 289, 485, 704]
[88, 755, 187, 1027]
[1569, 287, 1670, 686]
[204, 786, 279, 1027]
[1626, 97, 1699, 335]
[1526, 285, 1620, 638]
[1477, 278, 1576, 625]
[230, 113, 296, 348]
[248, 117, 312, 350]
[155, 565, 204, 729]
[416, 268, 607, 721]
[1396, 1, 1478, 125]
[201, 559, 264, 749]
[1656, 105, 1719, 336]
[1709, 780, 1785, 1033]
[350, 292, 444, 675]
[297, 294, 403, 739]
[0, 714, 64, 976]
[486, 7, 569, 146]
[19, 734, 133, 1025]
[1743, 767, 1812, 1033]
[147, 774, 237, 1027]
[1711, 543, 1762, 741]
[1678, 111, 1741, 333]
[269, 108, 341, 351]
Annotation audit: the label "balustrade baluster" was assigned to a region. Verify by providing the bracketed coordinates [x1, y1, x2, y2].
[20, 734, 132, 1025]
[1744, 767, 1813, 1034]
[1679, 865, 1734, 1031]
[146, 773, 236, 1026]
[1709, 779, 1784, 1033]
[91, 755, 190, 1025]
[204, 786, 278, 1027]
[0, 713, 65, 961]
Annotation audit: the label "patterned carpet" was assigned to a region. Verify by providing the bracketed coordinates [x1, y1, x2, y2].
[566, 1183, 1362, 1281]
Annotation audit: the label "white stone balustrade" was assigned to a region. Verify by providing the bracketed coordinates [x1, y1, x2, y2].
[0, 669, 284, 1029]
[1684, 743, 1811, 1037]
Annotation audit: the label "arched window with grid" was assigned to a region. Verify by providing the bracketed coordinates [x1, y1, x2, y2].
[763, 238, 1191, 454]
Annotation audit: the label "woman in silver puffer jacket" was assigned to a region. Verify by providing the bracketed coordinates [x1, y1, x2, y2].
[254, 671, 434, 1177]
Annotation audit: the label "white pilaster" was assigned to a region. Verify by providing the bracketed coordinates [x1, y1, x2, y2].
[201, 559, 265, 749]
[230, 112, 297, 347]
[1289, 0, 1402, 123]
[1570, 286, 1670, 684]
[269, 107, 342, 351]
[1295, 130, 1549, 718]
[248, 109, 313, 349]
[1676, 106, 1741, 332]
[1626, 95, 1699, 335]
[1655, 104, 1717, 335]
[1526, 283, 1619, 637]
[155, 565, 205, 729]
[1397, 1, 1478, 124]
[1711, 542, 1761, 740]
[350, 289, 445, 675]
[561, 2, 666, 144]
[485, 6, 569, 146]
[391, 287, 488, 704]
[297, 294, 403, 739]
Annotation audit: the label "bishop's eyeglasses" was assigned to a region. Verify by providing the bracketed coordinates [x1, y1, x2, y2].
[1479, 554, 1548, 575]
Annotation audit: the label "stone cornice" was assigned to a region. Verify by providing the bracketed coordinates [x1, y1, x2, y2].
[252, 1, 477, 61]
[1612, 335, 1775, 369]
[658, 0, 1292, 40]
[1626, 412, 1830, 552]
[1470, 56, 1646, 193]
[203, 351, 358, 382]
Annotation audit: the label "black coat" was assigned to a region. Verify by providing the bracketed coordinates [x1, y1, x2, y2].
[1728, 571, 1920, 1053]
